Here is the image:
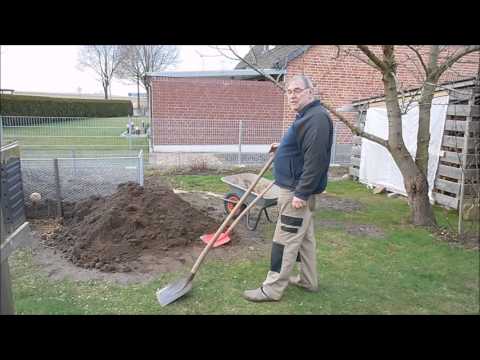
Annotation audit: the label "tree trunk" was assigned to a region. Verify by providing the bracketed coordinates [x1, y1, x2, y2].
[402, 164, 437, 226]
[416, 82, 436, 173]
[137, 76, 140, 111]
[387, 128, 436, 226]
[143, 79, 150, 116]
[407, 80, 438, 227]
[382, 61, 437, 227]
[103, 82, 109, 100]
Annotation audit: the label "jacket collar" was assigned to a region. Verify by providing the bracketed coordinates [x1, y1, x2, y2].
[296, 99, 320, 119]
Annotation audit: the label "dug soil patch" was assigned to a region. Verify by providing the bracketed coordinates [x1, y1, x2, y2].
[316, 193, 363, 212]
[315, 219, 386, 238]
[45, 180, 226, 273]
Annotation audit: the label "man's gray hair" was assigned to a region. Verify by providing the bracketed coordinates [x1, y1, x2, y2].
[289, 75, 314, 89]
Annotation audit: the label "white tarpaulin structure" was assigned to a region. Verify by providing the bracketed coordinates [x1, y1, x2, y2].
[359, 95, 449, 201]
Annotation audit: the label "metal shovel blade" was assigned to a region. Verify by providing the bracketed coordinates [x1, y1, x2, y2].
[199, 232, 231, 247]
[156, 275, 193, 307]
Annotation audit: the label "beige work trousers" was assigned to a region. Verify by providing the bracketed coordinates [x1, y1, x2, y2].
[262, 188, 318, 300]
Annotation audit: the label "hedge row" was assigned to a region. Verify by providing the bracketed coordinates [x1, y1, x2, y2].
[0, 95, 133, 118]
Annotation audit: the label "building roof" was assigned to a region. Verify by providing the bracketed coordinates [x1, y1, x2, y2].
[351, 77, 478, 106]
[235, 46, 311, 70]
[146, 68, 285, 80]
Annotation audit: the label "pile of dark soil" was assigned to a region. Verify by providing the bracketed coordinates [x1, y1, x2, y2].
[46, 181, 223, 272]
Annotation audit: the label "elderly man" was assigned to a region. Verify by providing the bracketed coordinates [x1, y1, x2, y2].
[243, 75, 333, 302]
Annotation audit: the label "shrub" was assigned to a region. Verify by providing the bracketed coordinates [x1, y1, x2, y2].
[0, 94, 133, 118]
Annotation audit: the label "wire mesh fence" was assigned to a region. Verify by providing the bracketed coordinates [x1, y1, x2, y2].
[0, 115, 150, 161]
[1, 114, 353, 169]
[150, 118, 350, 169]
[21, 151, 144, 218]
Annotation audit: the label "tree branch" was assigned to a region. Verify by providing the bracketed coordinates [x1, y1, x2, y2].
[357, 45, 387, 72]
[403, 52, 427, 85]
[206, 45, 241, 62]
[320, 102, 389, 149]
[215, 45, 390, 150]
[226, 46, 285, 91]
[427, 45, 440, 74]
[339, 46, 382, 70]
[434, 45, 480, 78]
[407, 46, 428, 73]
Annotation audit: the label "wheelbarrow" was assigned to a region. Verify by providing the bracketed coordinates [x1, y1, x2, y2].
[221, 173, 279, 231]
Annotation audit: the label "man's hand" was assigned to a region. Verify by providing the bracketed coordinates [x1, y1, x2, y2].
[291, 196, 307, 209]
[269, 142, 279, 153]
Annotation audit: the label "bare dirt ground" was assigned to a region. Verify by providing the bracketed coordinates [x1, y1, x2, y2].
[27, 167, 385, 285]
[29, 181, 274, 285]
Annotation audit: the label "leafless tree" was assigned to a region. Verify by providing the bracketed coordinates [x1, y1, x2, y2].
[116, 45, 179, 110]
[77, 45, 124, 99]
[219, 45, 480, 227]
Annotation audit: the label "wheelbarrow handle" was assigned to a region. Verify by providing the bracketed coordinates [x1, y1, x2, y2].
[190, 154, 275, 275]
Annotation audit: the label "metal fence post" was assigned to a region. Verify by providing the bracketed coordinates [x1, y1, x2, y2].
[71, 148, 77, 178]
[0, 237, 13, 316]
[53, 158, 63, 218]
[238, 120, 243, 165]
[0, 208, 15, 314]
[0, 116, 3, 146]
[330, 122, 337, 165]
[127, 115, 132, 151]
[0, 259, 15, 315]
[138, 150, 144, 186]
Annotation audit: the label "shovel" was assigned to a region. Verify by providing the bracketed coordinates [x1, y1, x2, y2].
[199, 180, 275, 247]
[156, 154, 275, 306]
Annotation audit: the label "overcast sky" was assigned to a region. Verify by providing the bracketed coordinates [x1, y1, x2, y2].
[0, 45, 250, 96]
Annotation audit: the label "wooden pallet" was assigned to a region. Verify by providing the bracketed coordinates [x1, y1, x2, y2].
[433, 86, 479, 210]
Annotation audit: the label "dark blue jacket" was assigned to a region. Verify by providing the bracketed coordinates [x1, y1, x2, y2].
[273, 100, 333, 200]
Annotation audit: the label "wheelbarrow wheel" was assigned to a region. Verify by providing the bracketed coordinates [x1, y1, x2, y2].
[224, 192, 246, 218]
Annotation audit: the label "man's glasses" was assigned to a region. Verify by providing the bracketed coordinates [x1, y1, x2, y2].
[287, 87, 309, 95]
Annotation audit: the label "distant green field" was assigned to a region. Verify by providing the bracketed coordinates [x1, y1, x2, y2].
[2, 116, 150, 155]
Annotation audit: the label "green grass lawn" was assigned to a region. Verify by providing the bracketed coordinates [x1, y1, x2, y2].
[2, 116, 149, 154]
[9, 178, 479, 314]
[159, 169, 274, 193]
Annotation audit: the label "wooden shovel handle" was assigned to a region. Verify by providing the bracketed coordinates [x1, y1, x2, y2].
[190, 154, 275, 275]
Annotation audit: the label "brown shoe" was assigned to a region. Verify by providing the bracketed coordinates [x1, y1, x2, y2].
[289, 275, 319, 293]
[243, 287, 278, 302]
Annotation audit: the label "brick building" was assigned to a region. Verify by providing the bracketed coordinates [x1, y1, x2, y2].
[237, 45, 479, 162]
[146, 46, 478, 167]
[145, 69, 285, 165]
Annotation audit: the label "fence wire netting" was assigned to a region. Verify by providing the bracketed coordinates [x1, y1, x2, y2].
[150, 118, 352, 169]
[21, 154, 144, 218]
[1, 115, 150, 160]
[1, 115, 147, 217]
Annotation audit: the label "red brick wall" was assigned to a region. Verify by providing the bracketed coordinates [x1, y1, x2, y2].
[150, 77, 284, 146]
[284, 45, 479, 144]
